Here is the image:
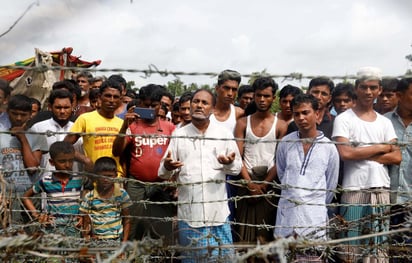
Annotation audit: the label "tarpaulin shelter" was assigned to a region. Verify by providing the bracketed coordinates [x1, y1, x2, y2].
[0, 47, 101, 106]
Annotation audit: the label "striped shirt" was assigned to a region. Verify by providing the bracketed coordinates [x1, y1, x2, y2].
[33, 173, 82, 218]
[79, 184, 131, 240]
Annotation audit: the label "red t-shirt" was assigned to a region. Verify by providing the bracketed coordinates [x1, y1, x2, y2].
[126, 119, 175, 182]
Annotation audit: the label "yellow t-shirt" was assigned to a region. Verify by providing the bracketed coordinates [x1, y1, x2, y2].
[70, 111, 124, 177]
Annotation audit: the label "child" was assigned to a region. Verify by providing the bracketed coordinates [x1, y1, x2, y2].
[22, 141, 82, 236]
[80, 157, 131, 242]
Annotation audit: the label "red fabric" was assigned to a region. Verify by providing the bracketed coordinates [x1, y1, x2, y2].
[127, 119, 175, 182]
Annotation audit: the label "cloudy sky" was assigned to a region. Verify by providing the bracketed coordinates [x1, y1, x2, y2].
[0, 0, 411, 88]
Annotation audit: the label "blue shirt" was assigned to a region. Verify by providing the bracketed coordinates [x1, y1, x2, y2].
[385, 110, 412, 204]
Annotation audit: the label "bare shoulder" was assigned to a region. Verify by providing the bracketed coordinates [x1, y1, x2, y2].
[235, 106, 244, 119]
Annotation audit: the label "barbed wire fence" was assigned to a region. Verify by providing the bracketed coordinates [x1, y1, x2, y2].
[0, 65, 412, 262]
[0, 129, 411, 262]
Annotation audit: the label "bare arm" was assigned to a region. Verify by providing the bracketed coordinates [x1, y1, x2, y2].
[334, 136, 393, 161]
[113, 108, 138, 156]
[11, 127, 41, 174]
[121, 207, 131, 242]
[22, 188, 38, 218]
[368, 141, 401, 165]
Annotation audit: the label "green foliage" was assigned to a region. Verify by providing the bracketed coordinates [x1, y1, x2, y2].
[126, 80, 136, 90]
[165, 79, 212, 97]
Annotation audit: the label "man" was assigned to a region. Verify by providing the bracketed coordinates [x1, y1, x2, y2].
[0, 78, 11, 129]
[64, 79, 124, 175]
[234, 76, 280, 243]
[76, 71, 93, 107]
[287, 77, 334, 138]
[332, 67, 401, 262]
[236, 84, 254, 110]
[158, 89, 242, 262]
[112, 84, 175, 242]
[276, 84, 303, 136]
[31, 89, 83, 173]
[385, 77, 412, 260]
[275, 94, 339, 261]
[0, 95, 48, 223]
[331, 82, 356, 115]
[176, 91, 192, 128]
[210, 69, 244, 132]
[375, 77, 399, 114]
[108, 74, 128, 119]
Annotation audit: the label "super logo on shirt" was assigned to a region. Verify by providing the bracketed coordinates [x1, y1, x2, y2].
[133, 136, 169, 157]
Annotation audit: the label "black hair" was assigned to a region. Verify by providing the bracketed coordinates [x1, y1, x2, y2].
[217, 69, 241, 85]
[53, 79, 81, 100]
[49, 89, 74, 105]
[99, 79, 123, 94]
[88, 88, 100, 101]
[108, 74, 127, 90]
[397, 77, 412, 93]
[93, 156, 117, 174]
[127, 99, 140, 110]
[252, 77, 278, 95]
[332, 83, 356, 100]
[381, 78, 399, 92]
[238, 85, 254, 99]
[161, 88, 175, 104]
[309, 77, 335, 93]
[138, 84, 164, 102]
[179, 91, 193, 106]
[191, 88, 216, 106]
[291, 94, 319, 112]
[279, 85, 303, 99]
[172, 102, 180, 112]
[49, 141, 75, 159]
[7, 94, 32, 112]
[30, 98, 41, 108]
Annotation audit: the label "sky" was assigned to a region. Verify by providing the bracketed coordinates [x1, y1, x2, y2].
[0, 0, 411, 88]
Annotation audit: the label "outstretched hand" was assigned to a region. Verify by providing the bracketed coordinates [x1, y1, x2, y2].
[217, 151, 235, 165]
[164, 150, 184, 171]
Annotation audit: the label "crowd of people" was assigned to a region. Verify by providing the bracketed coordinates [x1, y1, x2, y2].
[0, 67, 411, 263]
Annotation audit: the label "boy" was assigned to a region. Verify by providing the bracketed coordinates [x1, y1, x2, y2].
[1, 94, 48, 224]
[23, 141, 82, 236]
[80, 157, 131, 242]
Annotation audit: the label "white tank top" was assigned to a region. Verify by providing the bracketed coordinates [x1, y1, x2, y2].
[209, 104, 237, 133]
[243, 115, 278, 175]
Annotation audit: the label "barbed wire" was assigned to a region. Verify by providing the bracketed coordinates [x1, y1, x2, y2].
[2, 64, 412, 81]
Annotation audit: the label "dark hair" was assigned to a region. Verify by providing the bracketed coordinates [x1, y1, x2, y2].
[172, 102, 180, 112]
[127, 99, 140, 110]
[252, 77, 278, 95]
[332, 82, 356, 100]
[291, 94, 319, 112]
[93, 156, 117, 174]
[7, 94, 32, 112]
[238, 85, 254, 99]
[217, 69, 241, 85]
[108, 74, 127, 90]
[125, 89, 137, 99]
[279, 85, 303, 99]
[381, 78, 399, 93]
[308, 77, 335, 94]
[53, 79, 81, 100]
[30, 98, 41, 108]
[88, 88, 100, 101]
[99, 79, 123, 94]
[161, 88, 175, 104]
[397, 77, 412, 93]
[49, 141, 75, 159]
[49, 89, 74, 105]
[179, 91, 193, 106]
[0, 78, 11, 98]
[76, 71, 93, 83]
[191, 88, 216, 106]
[138, 84, 164, 102]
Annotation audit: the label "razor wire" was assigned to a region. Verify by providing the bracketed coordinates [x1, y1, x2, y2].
[0, 130, 411, 262]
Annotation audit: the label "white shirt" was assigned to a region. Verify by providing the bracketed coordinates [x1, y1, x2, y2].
[332, 109, 397, 190]
[158, 121, 242, 228]
[31, 118, 84, 173]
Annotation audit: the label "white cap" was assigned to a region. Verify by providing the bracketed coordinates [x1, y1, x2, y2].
[356, 66, 382, 81]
